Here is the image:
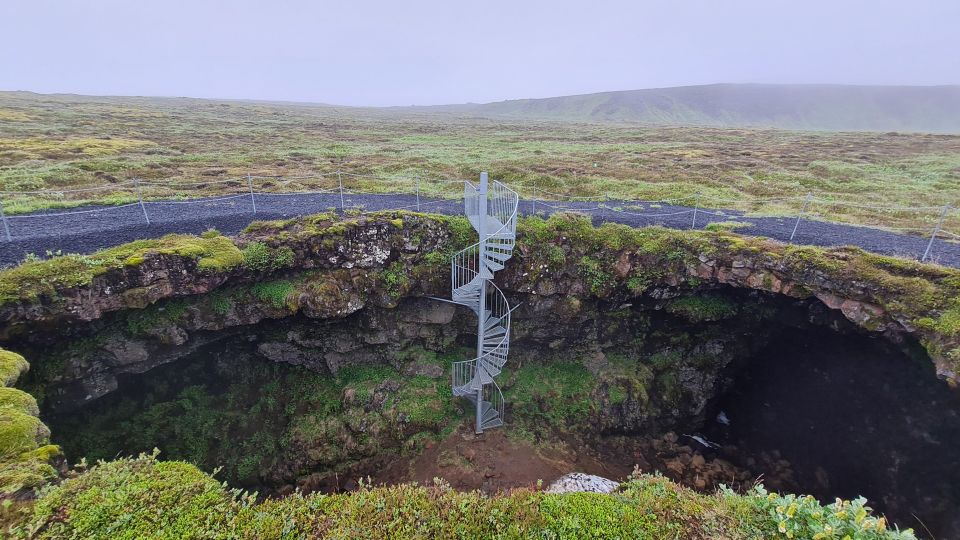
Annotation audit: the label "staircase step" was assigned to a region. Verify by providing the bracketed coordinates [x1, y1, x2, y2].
[452, 291, 479, 302]
[481, 417, 504, 429]
[477, 359, 501, 378]
[452, 384, 473, 397]
[468, 215, 507, 236]
[484, 324, 506, 336]
[483, 315, 503, 329]
[484, 260, 504, 272]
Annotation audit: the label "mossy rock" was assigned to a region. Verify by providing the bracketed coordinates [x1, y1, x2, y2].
[0, 234, 244, 304]
[0, 409, 50, 459]
[0, 349, 28, 386]
[665, 295, 738, 323]
[0, 387, 40, 417]
[0, 451, 59, 495]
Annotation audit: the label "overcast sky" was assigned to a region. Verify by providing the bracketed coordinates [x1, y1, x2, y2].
[2, 0, 958, 106]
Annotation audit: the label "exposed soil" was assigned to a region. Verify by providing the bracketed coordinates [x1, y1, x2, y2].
[373, 424, 611, 493]
[368, 421, 765, 497]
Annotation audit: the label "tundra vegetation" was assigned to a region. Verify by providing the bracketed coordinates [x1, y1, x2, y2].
[0, 92, 958, 234]
[1, 210, 957, 537]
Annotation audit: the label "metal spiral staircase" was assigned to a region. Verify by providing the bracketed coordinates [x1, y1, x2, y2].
[448, 172, 519, 433]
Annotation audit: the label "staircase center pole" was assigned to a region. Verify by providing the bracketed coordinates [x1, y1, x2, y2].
[475, 171, 489, 434]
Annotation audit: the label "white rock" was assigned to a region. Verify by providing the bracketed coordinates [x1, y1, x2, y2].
[545, 473, 619, 494]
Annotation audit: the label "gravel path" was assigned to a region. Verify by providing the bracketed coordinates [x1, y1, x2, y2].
[0, 192, 956, 268]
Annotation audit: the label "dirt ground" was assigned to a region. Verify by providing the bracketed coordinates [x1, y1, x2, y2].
[373, 423, 631, 493]
[370, 421, 766, 495]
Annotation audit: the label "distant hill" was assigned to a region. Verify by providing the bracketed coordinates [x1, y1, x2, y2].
[427, 84, 960, 133]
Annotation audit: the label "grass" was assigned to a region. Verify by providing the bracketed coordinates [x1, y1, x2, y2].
[0, 91, 957, 234]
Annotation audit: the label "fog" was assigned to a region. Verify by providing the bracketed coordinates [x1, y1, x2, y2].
[1, 0, 958, 106]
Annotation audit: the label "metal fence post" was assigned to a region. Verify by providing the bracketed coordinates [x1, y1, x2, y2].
[691, 192, 701, 229]
[415, 175, 421, 212]
[337, 170, 345, 211]
[247, 174, 257, 214]
[789, 192, 813, 243]
[135, 178, 150, 225]
[921, 204, 950, 263]
[0, 195, 11, 242]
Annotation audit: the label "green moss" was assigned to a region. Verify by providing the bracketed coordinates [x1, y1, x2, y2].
[379, 260, 411, 297]
[921, 303, 960, 337]
[0, 452, 58, 495]
[0, 350, 29, 386]
[0, 234, 243, 305]
[249, 280, 295, 309]
[608, 385, 627, 405]
[665, 294, 738, 323]
[705, 220, 754, 232]
[389, 375, 455, 426]
[507, 361, 596, 428]
[599, 351, 654, 408]
[0, 387, 40, 417]
[207, 290, 235, 315]
[578, 256, 612, 296]
[125, 299, 189, 335]
[0, 409, 48, 459]
[241, 241, 295, 273]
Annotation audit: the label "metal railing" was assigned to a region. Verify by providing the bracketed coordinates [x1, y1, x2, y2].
[0, 169, 956, 264]
[447, 172, 519, 433]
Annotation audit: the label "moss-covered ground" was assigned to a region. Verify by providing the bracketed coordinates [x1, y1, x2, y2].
[0, 210, 957, 370]
[1, 91, 958, 234]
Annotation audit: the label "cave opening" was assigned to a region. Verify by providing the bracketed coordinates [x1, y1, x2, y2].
[701, 325, 960, 538]
[25, 288, 960, 538]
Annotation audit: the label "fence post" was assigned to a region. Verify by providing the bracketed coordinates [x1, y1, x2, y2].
[135, 178, 150, 225]
[415, 175, 421, 212]
[247, 174, 257, 214]
[337, 170, 345, 211]
[0, 195, 11, 242]
[789, 192, 813, 243]
[921, 204, 950, 263]
[691, 192, 701, 229]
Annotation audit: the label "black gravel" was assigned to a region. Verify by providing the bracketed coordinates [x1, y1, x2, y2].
[1, 192, 957, 268]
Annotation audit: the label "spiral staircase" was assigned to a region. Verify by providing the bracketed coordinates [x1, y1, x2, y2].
[448, 172, 519, 433]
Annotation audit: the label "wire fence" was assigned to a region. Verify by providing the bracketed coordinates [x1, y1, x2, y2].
[0, 170, 957, 265]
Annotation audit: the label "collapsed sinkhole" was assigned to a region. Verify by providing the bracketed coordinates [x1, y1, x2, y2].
[10, 285, 960, 538]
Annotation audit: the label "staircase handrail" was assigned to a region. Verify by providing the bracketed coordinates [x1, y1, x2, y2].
[468, 282, 512, 369]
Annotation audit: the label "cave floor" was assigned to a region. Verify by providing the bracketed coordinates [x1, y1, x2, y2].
[371, 422, 630, 493]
